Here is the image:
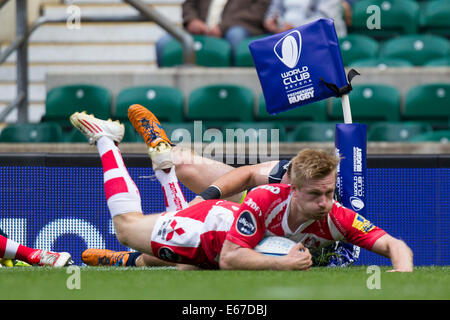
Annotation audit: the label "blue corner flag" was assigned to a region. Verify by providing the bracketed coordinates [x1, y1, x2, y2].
[249, 18, 354, 115]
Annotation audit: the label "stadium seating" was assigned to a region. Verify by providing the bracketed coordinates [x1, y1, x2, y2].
[420, 0, 450, 37]
[423, 56, 450, 67]
[351, 0, 420, 38]
[221, 122, 287, 142]
[161, 35, 231, 67]
[409, 130, 450, 143]
[161, 122, 206, 144]
[113, 122, 207, 145]
[329, 84, 401, 125]
[186, 84, 254, 129]
[115, 85, 184, 123]
[339, 34, 379, 66]
[234, 35, 268, 67]
[64, 122, 140, 143]
[367, 121, 433, 142]
[379, 34, 450, 66]
[287, 122, 336, 142]
[349, 57, 413, 68]
[63, 128, 88, 143]
[42, 84, 112, 128]
[234, 38, 255, 67]
[256, 94, 328, 129]
[122, 123, 141, 143]
[0, 122, 64, 143]
[403, 83, 450, 129]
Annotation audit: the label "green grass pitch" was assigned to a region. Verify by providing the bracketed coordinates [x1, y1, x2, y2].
[0, 266, 449, 300]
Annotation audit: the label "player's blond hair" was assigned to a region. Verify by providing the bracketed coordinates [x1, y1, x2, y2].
[288, 148, 341, 189]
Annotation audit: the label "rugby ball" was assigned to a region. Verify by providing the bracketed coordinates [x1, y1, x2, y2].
[254, 236, 296, 256]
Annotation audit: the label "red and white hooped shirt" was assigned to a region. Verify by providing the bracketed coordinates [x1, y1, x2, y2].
[226, 184, 386, 252]
[150, 184, 386, 269]
[150, 199, 239, 269]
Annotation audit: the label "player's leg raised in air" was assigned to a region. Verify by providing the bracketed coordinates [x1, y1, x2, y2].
[70, 111, 160, 255]
[79, 106, 241, 267]
[71, 111, 190, 265]
[128, 104, 244, 203]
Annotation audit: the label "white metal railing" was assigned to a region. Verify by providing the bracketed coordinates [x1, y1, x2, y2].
[0, 0, 195, 123]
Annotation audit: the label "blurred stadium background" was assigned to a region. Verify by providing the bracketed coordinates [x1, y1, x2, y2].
[0, 0, 449, 145]
[0, 0, 449, 269]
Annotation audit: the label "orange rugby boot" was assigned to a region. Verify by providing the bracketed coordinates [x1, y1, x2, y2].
[127, 104, 173, 148]
[127, 104, 174, 170]
[82, 248, 130, 266]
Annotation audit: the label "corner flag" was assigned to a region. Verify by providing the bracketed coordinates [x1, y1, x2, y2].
[249, 18, 353, 115]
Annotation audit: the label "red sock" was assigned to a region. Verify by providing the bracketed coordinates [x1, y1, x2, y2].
[97, 137, 142, 217]
[15, 245, 40, 264]
[0, 235, 39, 263]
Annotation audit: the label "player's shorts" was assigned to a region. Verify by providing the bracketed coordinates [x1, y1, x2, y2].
[268, 159, 291, 183]
[150, 200, 237, 269]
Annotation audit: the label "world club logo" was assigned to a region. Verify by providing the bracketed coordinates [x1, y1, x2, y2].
[273, 30, 302, 69]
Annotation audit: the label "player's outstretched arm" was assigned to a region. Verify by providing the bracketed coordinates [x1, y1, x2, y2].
[219, 240, 312, 271]
[370, 234, 413, 272]
[195, 161, 280, 203]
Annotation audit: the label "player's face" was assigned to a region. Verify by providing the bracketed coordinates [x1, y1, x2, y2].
[291, 172, 336, 221]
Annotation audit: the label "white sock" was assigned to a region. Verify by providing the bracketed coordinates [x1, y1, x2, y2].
[155, 167, 188, 212]
[97, 137, 142, 217]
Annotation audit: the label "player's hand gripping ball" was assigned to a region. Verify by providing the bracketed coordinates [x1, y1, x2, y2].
[254, 236, 297, 256]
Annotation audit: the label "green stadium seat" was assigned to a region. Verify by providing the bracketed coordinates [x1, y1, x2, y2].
[110, 123, 207, 144]
[64, 123, 140, 143]
[403, 83, 450, 129]
[221, 122, 287, 142]
[351, 0, 420, 38]
[409, 130, 450, 143]
[64, 128, 88, 143]
[339, 34, 379, 66]
[420, 0, 450, 37]
[234, 35, 269, 67]
[349, 57, 413, 68]
[161, 122, 206, 144]
[257, 93, 328, 129]
[42, 84, 112, 128]
[186, 84, 254, 129]
[115, 86, 184, 123]
[67, 120, 207, 145]
[329, 84, 401, 125]
[367, 121, 433, 142]
[423, 56, 450, 67]
[122, 123, 141, 143]
[288, 122, 336, 142]
[0, 123, 64, 143]
[161, 35, 231, 67]
[380, 34, 450, 66]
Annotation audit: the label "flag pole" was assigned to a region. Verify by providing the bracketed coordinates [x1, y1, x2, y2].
[341, 94, 352, 124]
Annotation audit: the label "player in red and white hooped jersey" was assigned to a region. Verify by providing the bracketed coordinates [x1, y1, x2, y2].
[226, 184, 385, 255]
[70, 111, 307, 270]
[220, 149, 414, 272]
[81, 105, 353, 268]
[150, 199, 238, 269]
[72, 111, 413, 272]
